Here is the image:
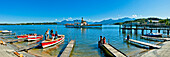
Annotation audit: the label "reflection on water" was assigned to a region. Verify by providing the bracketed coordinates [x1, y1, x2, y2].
[0, 25, 161, 57]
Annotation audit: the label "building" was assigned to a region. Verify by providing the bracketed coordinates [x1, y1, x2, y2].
[148, 18, 160, 23]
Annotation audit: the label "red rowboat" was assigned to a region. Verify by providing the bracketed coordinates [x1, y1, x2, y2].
[41, 35, 65, 48]
[17, 35, 28, 39]
[27, 35, 43, 41]
[17, 34, 43, 41]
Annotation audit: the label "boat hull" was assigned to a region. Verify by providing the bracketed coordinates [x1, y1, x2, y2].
[41, 36, 65, 48]
[17, 35, 43, 41]
[144, 33, 162, 37]
[27, 36, 43, 41]
[17, 35, 28, 39]
[143, 35, 162, 37]
[65, 24, 102, 28]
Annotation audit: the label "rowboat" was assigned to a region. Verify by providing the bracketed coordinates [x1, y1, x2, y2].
[0, 30, 12, 33]
[41, 35, 65, 48]
[144, 33, 162, 37]
[27, 35, 43, 41]
[17, 34, 43, 41]
[0, 30, 15, 36]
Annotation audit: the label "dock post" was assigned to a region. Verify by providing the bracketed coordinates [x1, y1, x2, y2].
[142, 29, 144, 35]
[167, 30, 169, 35]
[131, 22, 132, 29]
[150, 29, 152, 33]
[135, 25, 138, 34]
[119, 25, 121, 32]
[158, 29, 160, 33]
[122, 25, 126, 33]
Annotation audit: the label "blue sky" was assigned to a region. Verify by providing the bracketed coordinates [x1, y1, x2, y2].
[0, 0, 170, 23]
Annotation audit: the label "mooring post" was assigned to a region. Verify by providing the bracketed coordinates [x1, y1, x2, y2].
[122, 25, 126, 33]
[142, 29, 144, 35]
[108, 38, 110, 44]
[119, 25, 121, 32]
[135, 25, 138, 34]
[158, 29, 160, 33]
[130, 22, 132, 29]
[167, 30, 169, 35]
[150, 29, 152, 33]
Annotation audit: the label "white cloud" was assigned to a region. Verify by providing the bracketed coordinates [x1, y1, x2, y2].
[132, 15, 137, 18]
[55, 19, 57, 21]
[68, 17, 72, 19]
[66, 19, 68, 21]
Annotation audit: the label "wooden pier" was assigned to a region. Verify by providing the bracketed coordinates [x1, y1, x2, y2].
[17, 44, 39, 52]
[141, 36, 170, 41]
[0, 33, 15, 36]
[60, 40, 75, 57]
[0, 35, 16, 38]
[101, 43, 127, 57]
[0, 44, 17, 57]
[120, 23, 170, 35]
[141, 41, 170, 57]
[122, 28, 170, 30]
[125, 38, 161, 49]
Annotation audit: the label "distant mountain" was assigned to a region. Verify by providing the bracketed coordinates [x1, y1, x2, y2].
[94, 17, 135, 25]
[56, 20, 74, 25]
[56, 17, 135, 25]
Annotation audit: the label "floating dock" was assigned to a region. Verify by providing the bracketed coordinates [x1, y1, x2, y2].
[17, 44, 39, 52]
[60, 40, 75, 57]
[0, 35, 16, 38]
[125, 38, 161, 49]
[0, 40, 36, 57]
[141, 36, 170, 41]
[0, 45, 17, 57]
[141, 41, 170, 57]
[101, 43, 127, 57]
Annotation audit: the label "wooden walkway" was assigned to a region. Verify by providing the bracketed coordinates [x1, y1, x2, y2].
[0, 45, 17, 57]
[102, 43, 127, 57]
[141, 36, 170, 41]
[125, 38, 161, 49]
[17, 44, 39, 52]
[141, 41, 170, 57]
[60, 40, 75, 57]
[122, 28, 170, 30]
[0, 33, 15, 36]
[0, 35, 16, 38]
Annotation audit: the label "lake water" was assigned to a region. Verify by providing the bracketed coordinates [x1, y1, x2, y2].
[0, 25, 163, 57]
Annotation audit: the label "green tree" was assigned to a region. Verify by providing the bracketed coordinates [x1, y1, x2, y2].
[150, 20, 152, 23]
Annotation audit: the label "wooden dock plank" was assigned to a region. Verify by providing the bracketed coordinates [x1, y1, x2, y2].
[17, 44, 39, 52]
[141, 36, 170, 41]
[125, 38, 161, 48]
[122, 28, 170, 30]
[60, 40, 75, 57]
[0, 36, 16, 38]
[0, 44, 17, 57]
[103, 44, 126, 57]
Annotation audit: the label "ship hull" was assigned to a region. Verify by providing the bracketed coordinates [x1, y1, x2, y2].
[65, 24, 102, 28]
